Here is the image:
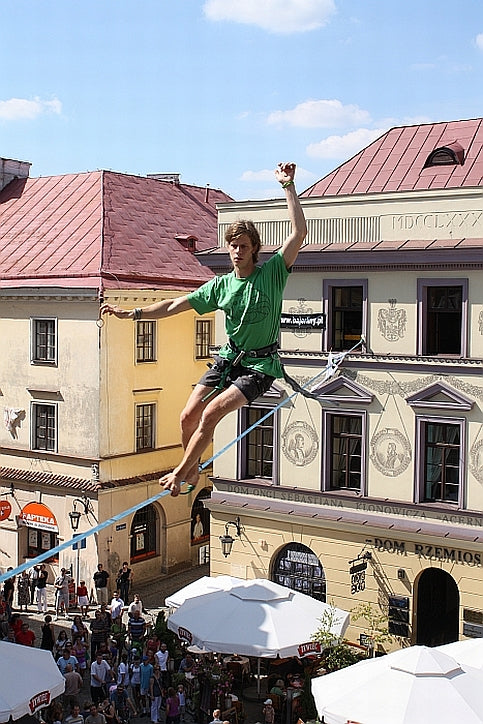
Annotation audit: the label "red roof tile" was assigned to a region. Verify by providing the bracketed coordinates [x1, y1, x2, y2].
[0, 170, 232, 291]
[302, 119, 483, 198]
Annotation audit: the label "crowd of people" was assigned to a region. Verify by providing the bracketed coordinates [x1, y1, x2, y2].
[0, 562, 188, 724]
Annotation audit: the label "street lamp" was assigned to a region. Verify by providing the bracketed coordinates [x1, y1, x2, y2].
[219, 517, 242, 557]
[68, 504, 82, 531]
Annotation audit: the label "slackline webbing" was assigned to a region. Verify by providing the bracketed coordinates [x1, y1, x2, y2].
[0, 339, 363, 584]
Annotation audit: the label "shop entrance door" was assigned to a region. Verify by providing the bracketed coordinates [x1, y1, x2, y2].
[415, 568, 459, 646]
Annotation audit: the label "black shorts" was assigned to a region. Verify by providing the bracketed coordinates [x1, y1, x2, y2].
[198, 356, 275, 404]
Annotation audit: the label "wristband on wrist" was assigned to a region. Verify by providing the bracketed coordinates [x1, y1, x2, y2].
[282, 180, 295, 188]
[132, 307, 143, 321]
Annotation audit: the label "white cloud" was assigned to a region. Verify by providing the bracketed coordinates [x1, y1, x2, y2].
[0, 97, 62, 121]
[267, 99, 371, 128]
[306, 128, 385, 159]
[203, 0, 335, 34]
[475, 33, 483, 50]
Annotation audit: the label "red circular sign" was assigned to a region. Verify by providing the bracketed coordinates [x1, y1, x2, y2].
[0, 500, 12, 522]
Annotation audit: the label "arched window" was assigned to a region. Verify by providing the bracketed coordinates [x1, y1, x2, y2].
[272, 542, 326, 601]
[423, 141, 464, 168]
[190, 489, 211, 546]
[130, 504, 158, 562]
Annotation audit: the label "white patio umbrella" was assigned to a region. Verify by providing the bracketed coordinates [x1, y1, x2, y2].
[437, 638, 483, 670]
[165, 575, 243, 608]
[167, 577, 349, 658]
[311, 645, 483, 724]
[0, 640, 65, 722]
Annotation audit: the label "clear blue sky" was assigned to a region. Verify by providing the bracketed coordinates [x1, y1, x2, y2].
[1, 0, 482, 200]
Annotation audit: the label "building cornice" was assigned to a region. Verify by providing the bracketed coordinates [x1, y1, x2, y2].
[208, 480, 483, 547]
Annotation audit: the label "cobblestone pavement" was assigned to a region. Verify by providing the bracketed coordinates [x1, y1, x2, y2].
[15, 564, 265, 724]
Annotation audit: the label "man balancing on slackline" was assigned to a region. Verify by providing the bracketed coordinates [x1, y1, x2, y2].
[101, 162, 307, 496]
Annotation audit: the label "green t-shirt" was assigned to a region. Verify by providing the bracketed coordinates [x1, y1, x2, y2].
[188, 251, 289, 378]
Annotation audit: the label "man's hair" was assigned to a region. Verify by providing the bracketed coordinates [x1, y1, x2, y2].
[225, 220, 261, 263]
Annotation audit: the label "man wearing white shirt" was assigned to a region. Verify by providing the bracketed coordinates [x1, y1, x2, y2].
[109, 591, 124, 623]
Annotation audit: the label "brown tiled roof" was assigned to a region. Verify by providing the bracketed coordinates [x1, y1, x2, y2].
[302, 118, 483, 197]
[0, 171, 232, 291]
[0, 467, 98, 492]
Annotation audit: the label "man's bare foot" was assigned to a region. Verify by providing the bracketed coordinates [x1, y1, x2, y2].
[159, 471, 183, 497]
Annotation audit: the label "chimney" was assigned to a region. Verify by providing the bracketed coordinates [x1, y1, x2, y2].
[147, 173, 180, 185]
[0, 157, 31, 192]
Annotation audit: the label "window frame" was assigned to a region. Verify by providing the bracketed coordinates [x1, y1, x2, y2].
[195, 318, 213, 360]
[322, 409, 367, 495]
[136, 320, 157, 363]
[414, 415, 466, 507]
[30, 317, 57, 365]
[417, 278, 468, 357]
[31, 402, 58, 452]
[323, 279, 367, 353]
[135, 402, 156, 452]
[238, 403, 279, 483]
[130, 504, 158, 562]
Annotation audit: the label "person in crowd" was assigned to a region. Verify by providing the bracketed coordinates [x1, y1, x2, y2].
[57, 646, 79, 675]
[209, 708, 222, 724]
[149, 664, 164, 724]
[98, 698, 116, 724]
[117, 653, 130, 687]
[165, 686, 180, 724]
[16, 570, 30, 612]
[90, 651, 112, 706]
[116, 563, 132, 605]
[270, 679, 287, 697]
[139, 655, 154, 717]
[110, 683, 137, 723]
[54, 567, 71, 619]
[93, 564, 110, 606]
[72, 614, 89, 643]
[28, 564, 39, 605]
[40, 613, 55, 654]
[178, 653, 194, 675]
[177, 684, 186, 723]
[54, 629, 70, 658]
[72, 633, 89, 676]
[109, 591, 124, 625]
[64, 703, 85, 724]
[3, 568, 15, 617]
[77, 579, 90, 618]
[155, 642, 170, 687]
[263, 698, 275, 724]
[127, 593, 143, 617]
[128, 608, 146, 645]
[90, 609, 110, 660]
[110, 617, 127, 663]
[62, 663, 84, 709]
[36, 563, 49, 613]
[128, 654, 142, 711]
[15, 621, 36, 646]
[85, 703, 106, 724]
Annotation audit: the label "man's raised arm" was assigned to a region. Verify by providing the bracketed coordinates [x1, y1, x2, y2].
[275, 162, 307, 270]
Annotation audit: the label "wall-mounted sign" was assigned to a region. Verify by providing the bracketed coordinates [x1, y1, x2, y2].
[18, 502, 59, 533]
[280, 313, 326, 330]
[0, 499, 12, 522]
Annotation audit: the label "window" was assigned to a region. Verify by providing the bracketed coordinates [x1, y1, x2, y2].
[326, 413, 363, 491]
[272, 543, 326, 601]
[136, 321, 156, 362]
[31, 318, 56, 364]
[241, 407, 274, 479]
[136, 403, 155, 451]
[423, 421, 461, 503]
[130, 504, 157, 561]
[418, 280, 467, 356]
[32, 403, 57, 452]
[27, 529, 58, 562]
[324, 280, 367, 352]
[191, 489, 211, 546]
[195, 319, 212, 359]
[423, 143, 464, 168]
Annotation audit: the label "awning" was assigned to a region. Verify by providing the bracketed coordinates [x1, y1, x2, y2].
[18, 502, 59, 533]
